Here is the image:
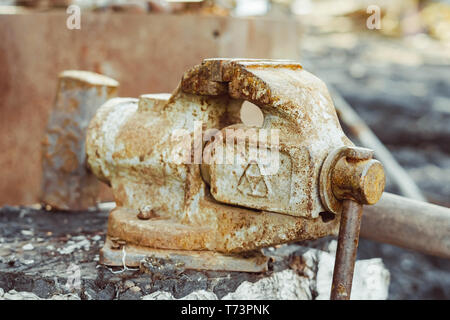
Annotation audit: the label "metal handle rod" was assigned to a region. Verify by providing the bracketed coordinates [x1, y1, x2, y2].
[330, 200, 363, 300]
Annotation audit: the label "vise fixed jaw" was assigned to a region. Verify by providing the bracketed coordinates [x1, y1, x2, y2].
[86, 59, 385, 297]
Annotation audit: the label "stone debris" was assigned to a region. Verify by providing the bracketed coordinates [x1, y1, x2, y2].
[21, 230, 33, 236]
[140, 256, 185, 280]
[2, 290, 39, 300]
[315, 256, 391, 300]
[57, 237, 91, 255]
[315, 242, 390, 300]
[353, 259, 390, 300]
[142, 291, 175, 300]
[129, 286, 141, 293]
[21, 259, 34, 265]
[0, 289, 80, 300]
[124, 280, 135, 289]
[140, 241, 390, 300]
[222, 269, 312, 300]
[48, 293, 81, 300]
[142, 290, 218, 300]
[180, 290, 218, 300]
[22, 243, 34, 251]
[83, 290, 95, 300]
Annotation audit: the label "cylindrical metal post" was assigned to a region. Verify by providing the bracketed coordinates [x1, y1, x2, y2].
[361, 192, 450, 258]
[330, 200, 363, 300]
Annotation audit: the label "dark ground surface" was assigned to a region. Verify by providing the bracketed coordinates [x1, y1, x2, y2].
[0, 31, 449, 300]
[0, 206, 265, 300]
[0, 203, 448, 300]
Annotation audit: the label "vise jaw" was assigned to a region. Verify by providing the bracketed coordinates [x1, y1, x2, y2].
[86, 59, 385, 278]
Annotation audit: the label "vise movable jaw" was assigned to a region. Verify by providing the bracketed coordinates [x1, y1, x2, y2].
[86, 59, 385, 299]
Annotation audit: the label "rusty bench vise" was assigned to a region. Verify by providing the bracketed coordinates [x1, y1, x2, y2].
[86, 59, 385, 299]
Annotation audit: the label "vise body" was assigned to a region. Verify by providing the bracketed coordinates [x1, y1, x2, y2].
[86, 59, 385, 299]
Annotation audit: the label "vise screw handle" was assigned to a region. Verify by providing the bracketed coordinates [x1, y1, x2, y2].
[330, 200, 363, 300]
[320, 146, 385, 300]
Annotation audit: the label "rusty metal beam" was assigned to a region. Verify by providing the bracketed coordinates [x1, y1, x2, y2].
[361, 192, 450, 259]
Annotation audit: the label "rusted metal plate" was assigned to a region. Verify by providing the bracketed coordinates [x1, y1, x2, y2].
[100, 237, 269, 272]
[0, 11, 301, 206]
[41, 71, 118, 210]
[105, 205, 340, 253]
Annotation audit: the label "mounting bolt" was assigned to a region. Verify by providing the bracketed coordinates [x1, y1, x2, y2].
[137, 206, 158, 220]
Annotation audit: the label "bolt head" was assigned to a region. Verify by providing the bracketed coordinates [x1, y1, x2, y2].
[360, 160, 385, 205]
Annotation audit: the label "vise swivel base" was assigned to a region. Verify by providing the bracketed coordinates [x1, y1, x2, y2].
[86, 59, 385, 299]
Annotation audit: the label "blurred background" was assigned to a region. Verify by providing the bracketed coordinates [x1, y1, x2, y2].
[0, 0, 449, 299]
